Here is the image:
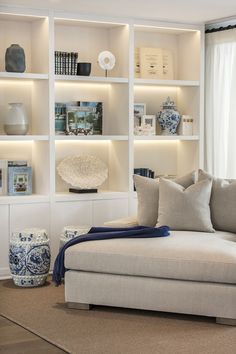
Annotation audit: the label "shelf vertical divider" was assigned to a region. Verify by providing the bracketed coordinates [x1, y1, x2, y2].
[128, 21, 135, 214]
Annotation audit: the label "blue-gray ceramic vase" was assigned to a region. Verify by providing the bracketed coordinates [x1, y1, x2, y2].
[9, 228, 50, 287]
[157, 97, 181, 135]
[5, 44, 26, 73]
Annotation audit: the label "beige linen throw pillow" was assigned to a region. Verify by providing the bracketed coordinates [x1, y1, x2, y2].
[157, 178, 214, 232]
[199, 170, 236, 233]
[133, 171, 196, 226]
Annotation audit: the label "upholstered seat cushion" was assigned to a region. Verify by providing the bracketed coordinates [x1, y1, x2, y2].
[65, 230, 236, 284]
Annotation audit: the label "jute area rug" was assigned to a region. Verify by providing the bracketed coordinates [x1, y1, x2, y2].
[1, 278, 236, 354]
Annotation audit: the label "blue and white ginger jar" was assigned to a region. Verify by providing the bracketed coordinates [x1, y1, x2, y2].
[157, 97, 181, 135]
[9, 228, 50, 287]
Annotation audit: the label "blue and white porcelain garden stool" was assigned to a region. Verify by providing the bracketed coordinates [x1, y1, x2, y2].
[60, 225, 90, 249]
[9, 228, 50, 287]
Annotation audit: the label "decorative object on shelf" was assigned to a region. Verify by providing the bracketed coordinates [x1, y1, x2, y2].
[5, 44, 26, 73]
[98, 51, 115, 77]
[157, 97, 181, 135]
[162, 49, 174, 80]
[8, 166, 32, 196]
[139, 47, 163, 79]
[137, 47, 174, 80]
[54, 51, 78, 75]
[60, 225, 90, 248]
[134, 48, 140, 78]
[9, 228, 50, 287]
[182, 115, 194, 135]
[134, 115, 156, 136]
[55, 101, 103, 136]
[77, 62, 91, 76]
[0, 160, 8, 195]
[55, 102, 67, 134]
[4, 102, 29, 135]
[66, 101, 103, 135]
[134, 103, 146, 132]
[57, 155, 108, 193]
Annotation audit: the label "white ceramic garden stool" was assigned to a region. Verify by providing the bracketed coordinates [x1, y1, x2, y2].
[60, 225, 90, 249]
[9, 228, 50, 287]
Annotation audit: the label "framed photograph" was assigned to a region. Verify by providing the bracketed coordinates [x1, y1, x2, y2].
[134, 103, 146, 134]
[8, 166, 32, 196]
[141, 115, 156, 135]
[55, 103, 66, 135]
[66, 104, 103, 135]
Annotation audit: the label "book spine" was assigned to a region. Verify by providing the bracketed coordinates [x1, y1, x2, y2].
[54, 51, 57, 74]
[59, 52, 63, 75]
[74, 53, 78, 75]
[68, 53, 72, 75]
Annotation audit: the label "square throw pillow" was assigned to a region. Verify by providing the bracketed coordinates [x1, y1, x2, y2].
[157, 178, 214, 232]
[199, 170, 236, 233]
[133, 171, 196, 227]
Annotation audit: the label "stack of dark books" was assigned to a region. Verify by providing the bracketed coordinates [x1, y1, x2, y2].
[55, 51, 78, 75]
[134, 168, 155, 179]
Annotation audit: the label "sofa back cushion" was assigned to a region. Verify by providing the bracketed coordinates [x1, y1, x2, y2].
[133, 171, 196, 227]
[157, 178, 214, 232]
[199, 170, 236, 233]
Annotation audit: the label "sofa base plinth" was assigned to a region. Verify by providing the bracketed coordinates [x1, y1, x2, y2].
[65, 271, 236, 322]
[216, 317, 236, 326]
[67, 302, 91, 310]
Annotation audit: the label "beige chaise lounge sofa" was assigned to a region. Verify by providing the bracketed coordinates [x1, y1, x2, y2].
[64, 216, 236, 325]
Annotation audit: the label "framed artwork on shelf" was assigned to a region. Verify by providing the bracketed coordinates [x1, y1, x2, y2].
[134, 103, 146, 134]
[8, 166, 32, 196]
[55, 101, 103, 135]
[141, 115, 156, 135]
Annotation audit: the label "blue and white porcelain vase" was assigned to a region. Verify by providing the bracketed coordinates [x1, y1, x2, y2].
[9, 228, 50, 287]
[60, 225, 90, 249]
[157, 97, 181, 135]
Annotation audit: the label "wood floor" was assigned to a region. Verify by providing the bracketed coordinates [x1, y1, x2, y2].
[0, 316, 67, 354]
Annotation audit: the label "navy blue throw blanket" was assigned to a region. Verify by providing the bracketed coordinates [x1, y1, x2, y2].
[52, 225, 170, 286]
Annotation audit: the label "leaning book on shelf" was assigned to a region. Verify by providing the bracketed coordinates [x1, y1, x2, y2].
[0, 160, 8, 195]
[8, 166, 32, 196]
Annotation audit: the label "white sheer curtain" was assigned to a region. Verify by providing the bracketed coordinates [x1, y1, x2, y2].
[205, 29, 236, 178]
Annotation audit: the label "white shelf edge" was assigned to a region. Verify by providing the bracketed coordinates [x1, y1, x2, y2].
[54, 135, 128, 141]
[54, 191, 129, 202]
[0, 194, 50, 205]
[134, 78, 200, 87]
[0, 72, 49, 80]
[134, 135, 199, 141]
[55, 75, 128, 84]
[0, 135, 49, 141]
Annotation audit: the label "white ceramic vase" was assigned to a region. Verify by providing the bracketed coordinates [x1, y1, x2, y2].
[4, 103, 29, 135]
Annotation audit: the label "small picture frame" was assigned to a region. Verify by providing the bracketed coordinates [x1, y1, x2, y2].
[141, 115, 156, 135]
[8, 166, 32, 196]
[134, 103, 146, 134]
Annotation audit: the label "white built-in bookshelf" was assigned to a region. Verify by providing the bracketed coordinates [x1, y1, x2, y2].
[0, 6, 204, 277]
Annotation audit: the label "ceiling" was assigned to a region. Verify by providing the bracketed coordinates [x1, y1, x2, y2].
[1, 0, 236, 24]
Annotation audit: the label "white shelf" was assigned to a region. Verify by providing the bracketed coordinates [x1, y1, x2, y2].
[54, 135, 128, 141]
[134, 135, 199, 141]
[55, 75, 128, 84]
[0, 72, 49, 80]
[55, 191, 129, 202]
[0, 194, 50, 205]
[134, 79, 200, 87]
[0, 135, 49, 141]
